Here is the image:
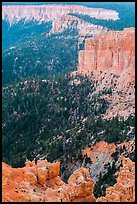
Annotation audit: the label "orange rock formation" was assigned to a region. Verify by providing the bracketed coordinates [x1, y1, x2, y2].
[96, 157, 135, 202]
[78, 27, 135, 81]
[74, 28, 135, 119]
[2, 159, 95, 202]
[2, 156, 135, 202]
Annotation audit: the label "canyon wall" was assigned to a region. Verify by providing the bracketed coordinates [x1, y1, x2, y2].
[2, 4, 119, 25]
[77, 27, 135, 119]
[51, 14, 107, 37]
[78, 27, 135, 79]
[2, 4, 118, 38]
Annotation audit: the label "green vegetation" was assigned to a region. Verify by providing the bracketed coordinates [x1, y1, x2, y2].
[2, 28, 79, 86]
[91, 115, 135, 144]
[2, 19, 52, 51]
[69, 10, 135, 31]
[94, 161, 119, 198]
[2, 2, 135, 197]
[2, 74, 109, 167]
[2, 73, 134, 168]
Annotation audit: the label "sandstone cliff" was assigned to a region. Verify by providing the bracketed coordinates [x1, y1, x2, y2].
[51, 14, 107, 37]
[2, 4, 119, 25]
[96, 157, 135, 202]
[2, 159, 95, 202]
[76, 28, 135, 119]
[2, 4, 118, 39]
[78, 27, 135, 78]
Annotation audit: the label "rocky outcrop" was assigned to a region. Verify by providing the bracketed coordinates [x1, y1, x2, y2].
[2, 157, 135, 202]
[2, 4, 119, 25]
[96, 157, 135, 202]
[51, 14, 107, 37]
[2, 159, 95, 202]
[78, 27, 135, 79]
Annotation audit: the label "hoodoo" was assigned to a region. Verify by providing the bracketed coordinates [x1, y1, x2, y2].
[2, 157, 135, 202]
[2, 160, 95, 202]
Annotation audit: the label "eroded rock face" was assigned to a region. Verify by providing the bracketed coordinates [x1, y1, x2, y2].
[51, 14, 107, 37]
[78, 28, 135, 80]
[2, 4, 118, 39]
[2, 4, 119, 25]
[2, 156, 135, 202]
[2, 160, 95, 202]
[96, 157, 135, 202]
[76, 28, 135, 119]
